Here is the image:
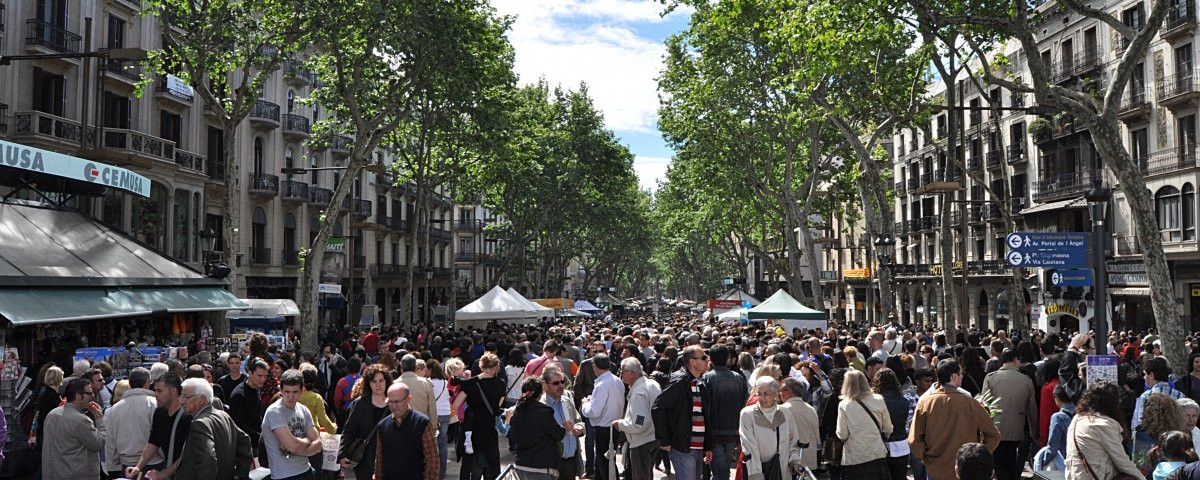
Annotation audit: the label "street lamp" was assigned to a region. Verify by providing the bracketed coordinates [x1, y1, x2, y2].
[199, 228, 229, 279]
[1086, 178, 1112, 352]
[874, 235, 896, 324]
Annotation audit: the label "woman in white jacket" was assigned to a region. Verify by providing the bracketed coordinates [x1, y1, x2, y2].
[740, 377, 803, 480]
[835, 369, 893, 478]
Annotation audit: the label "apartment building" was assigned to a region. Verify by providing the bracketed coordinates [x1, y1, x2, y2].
[886, 0, 1200, 334]
[0, 0, 501, 326]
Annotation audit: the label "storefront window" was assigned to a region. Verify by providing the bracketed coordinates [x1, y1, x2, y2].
[173, 189, 190, 260]
[101, 189, 125, 231]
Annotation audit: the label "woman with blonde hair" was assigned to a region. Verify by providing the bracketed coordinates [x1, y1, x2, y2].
[109, 379, 131, 408]
[739, 376, 801, 480]
[835, 369, 892, 477]
[33, 365, 64, 448]
[451, 352, 506, 480]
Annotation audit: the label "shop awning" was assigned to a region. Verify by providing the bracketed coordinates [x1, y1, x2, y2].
[227, 298, 301, 319]
[0, 288, 152, 326]
[121, 287, 247, 313]
[1019, 197, 1088, 215]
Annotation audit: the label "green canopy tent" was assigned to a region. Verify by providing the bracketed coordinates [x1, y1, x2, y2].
[747, 289, 828, 331]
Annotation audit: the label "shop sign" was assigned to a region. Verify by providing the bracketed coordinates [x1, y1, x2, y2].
[1045, 303, 1080, 317]
[1, 139, 150, 197]
[844, 268, 870, 279]
[325, 237, 346, 253]
[318, 283, 342, 294]
[707, 299, 742, 309]
[1107, 262, 1149, 287]
[165, 74, 195, 101]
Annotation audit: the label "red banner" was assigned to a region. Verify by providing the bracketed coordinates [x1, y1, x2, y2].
[707, 299, 742, 309]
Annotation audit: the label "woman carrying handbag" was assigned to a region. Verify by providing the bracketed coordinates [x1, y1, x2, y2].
[1064, 382, 1144, 480]
[834, 370, 893, 478]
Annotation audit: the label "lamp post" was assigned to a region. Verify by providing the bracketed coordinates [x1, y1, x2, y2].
[199, 228, 229, 279]
[873, 235, 896, 322]
[1086, 178, 1112, 353]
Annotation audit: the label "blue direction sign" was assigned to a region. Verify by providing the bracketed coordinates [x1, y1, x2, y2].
[1005, 232, 1090, 268]
[1049, 269, 1094, 287]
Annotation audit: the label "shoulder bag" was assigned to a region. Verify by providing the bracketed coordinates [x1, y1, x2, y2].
[476, 381, 510, 436]
[855, 399, 890, 457]
[1073, 434, 1137, 480]
[344, 401, 385, 465]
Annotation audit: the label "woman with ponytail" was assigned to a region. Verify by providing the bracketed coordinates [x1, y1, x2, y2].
[508, 377, 567, 480]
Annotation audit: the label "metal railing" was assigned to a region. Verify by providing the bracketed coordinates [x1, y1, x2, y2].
[282, 113, 310, 135]
[1051, 58, 1075, 83]
[1157, 69, 1199, 103]
[25, 19, 81, 53]
[12, 110, 96, 145]
[1074, 49, 1101, 75]
[1143, 144, 1199, 176]
[309, 187, 333, 205]
[281, 180, 309, 200]
[1034, 170, 1095, 202]
[250, 99, 280, 122]
[175, 149, 205, 173]
[985, 150, 1002, 169]
[1007, 144, 1026, 164]
[1115, 235, 1143, 256]
[248, 172, 280, 194]
[331, 135, 353, 153]
[1119, 88, 1149, 115]
[103, 128, 175, 163]
[1166, 0, 1197, 35]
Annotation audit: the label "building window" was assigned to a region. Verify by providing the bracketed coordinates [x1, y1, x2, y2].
[287, 89, 295, 113]
[173, 189, 190, 260]
[107, 14, 125, 49]
[253, 137, 265, 174]
[284, 213, 297, 261]
[1186, 183, 1196, 241]
[1157, 185, 1182, 242]
[102, 190, 125, 231]
[103, 92, 131, 128]
[32, 67, 65, 116]
[252, 207, 268, 262]
[161, 110, 182, 146]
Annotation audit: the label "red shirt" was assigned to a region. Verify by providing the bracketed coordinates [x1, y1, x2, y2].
[363, 332, 380, 353]
[1037, 377, 1060, 446]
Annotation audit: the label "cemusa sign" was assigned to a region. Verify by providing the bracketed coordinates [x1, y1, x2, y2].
[1, 139, 150, 198]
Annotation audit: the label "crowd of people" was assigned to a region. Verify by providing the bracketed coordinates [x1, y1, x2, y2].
[20, 309, 1200, 480]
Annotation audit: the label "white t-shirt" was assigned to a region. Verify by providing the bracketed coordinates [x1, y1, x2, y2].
[504, 366, 526, 401]
[432, 378, 451, 416]
[261, 400, 315, 478]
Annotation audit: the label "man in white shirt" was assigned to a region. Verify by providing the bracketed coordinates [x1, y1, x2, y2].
[582, 354, 625, 480]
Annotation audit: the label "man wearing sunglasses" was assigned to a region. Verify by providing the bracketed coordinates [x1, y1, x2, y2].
[652, 345, 713, 480]
[41, 377, 105, 479]
[541, 366, 585, 480]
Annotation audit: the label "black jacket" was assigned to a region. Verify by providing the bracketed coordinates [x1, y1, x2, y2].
[652, 368, 713, 452]
[700, 367, 747, 440]
[510, 401, 566, 470]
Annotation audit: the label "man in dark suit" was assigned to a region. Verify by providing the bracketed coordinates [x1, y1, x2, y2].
[175, 378, 253, 480]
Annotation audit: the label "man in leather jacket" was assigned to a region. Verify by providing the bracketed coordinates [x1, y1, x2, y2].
[700, 345, 747, 480]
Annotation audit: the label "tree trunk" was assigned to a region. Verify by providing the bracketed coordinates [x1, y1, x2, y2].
[221, 119, 243, 296]
[298, 161, 363, 352]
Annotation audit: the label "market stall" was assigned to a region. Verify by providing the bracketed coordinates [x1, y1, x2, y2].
[747, 289, 828, 332]
[455, 286, 541, 329]
[226, 298, 301, 335]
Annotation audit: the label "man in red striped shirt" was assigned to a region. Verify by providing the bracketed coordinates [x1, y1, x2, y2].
[652, 345, 713, 480]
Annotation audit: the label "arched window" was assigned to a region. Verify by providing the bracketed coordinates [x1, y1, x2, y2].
[253, 137, 265, 174]
[285, 147, 295, 180]
[1185, 183, 1196, 241]
[1157, 185, 1182, 242]
[251, 207, 268, 264]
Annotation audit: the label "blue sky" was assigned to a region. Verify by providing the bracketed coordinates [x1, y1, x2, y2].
[491, 0, 693, 192]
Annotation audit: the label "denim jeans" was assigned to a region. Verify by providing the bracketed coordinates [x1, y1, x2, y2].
[438, 415, 451, 480]
[669, 449, 705, 480]
[709, 440, 737, 480]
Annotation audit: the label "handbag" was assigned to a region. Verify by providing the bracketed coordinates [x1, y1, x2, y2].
[344, 401, 386, 465]
[822, 436, 844, 466]
[476, 381, 510, 436]
[1073, 435, 1138, 480]
[742, 424, 783, 480]
[855, 399, 890, 457]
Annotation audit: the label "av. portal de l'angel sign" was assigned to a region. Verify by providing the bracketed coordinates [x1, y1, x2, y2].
[1005, 232, 1088, 268]
[1, 139, 150, 198]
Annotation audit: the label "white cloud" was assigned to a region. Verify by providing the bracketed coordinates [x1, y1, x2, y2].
[493, 0, 689, 133]
[633, 156, 671, 191]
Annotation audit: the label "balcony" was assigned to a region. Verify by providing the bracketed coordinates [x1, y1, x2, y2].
[456, 252, 482, 263]
[1051, 58, 1075, 84]
[249, 99, 280, 129]
[282, 113, 310, 140]
[1142, 145, 1200, 177]
[895, 182, 905, 195]
[373, 263, 408, 277]
[432, 228, 452, 243]
[1051, 116, 1077, 138]
[1073, 49, 1101, 76]
[331, 135, 353, 158]
[387, 216, 410, 232]
[341, 198, 371, 217]
[895, 221, 907, 234]
[1011, 197, 1028, 214]
[250, 247, 271, 265]
[920, 215, 935, 231]
[105, 59, 142, 84]
[985, 150, 1002, 170]
[174, 149, 205, 174]
[248, 172, 280, 197]
[986, 203, 1004, 222]
[907, 219, 920, 233]
[281, 179, 309, 202]
[207, 156, 224, 181]
[1115, 235, 1143, 257]
[907, 177, 920, 190]
[1118, 88, 1151, 122]
[456, 219, 483, 232]
[968, 157, 983, 174]
[1157, 70, 1200, 109]
[101, 128, 175, 166]
[353, 255, 367, 270]
[1163, 0, 1197, 42]
[11, 110, 95, 149]
[1007, 144, 1027, 165]
[24, 19, 82, 54]
[309, 187, 333, 207]
[969, 205, 985, 224]
[282, 250, 301, 266]
[432, 267, 452, 280]
[283, 59, 313, 86]
[1034, 170, 1094, 202]
[920, 171, 932, 186]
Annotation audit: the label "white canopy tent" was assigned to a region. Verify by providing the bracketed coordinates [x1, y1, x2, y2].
[717, 307, 748, 324]
[506, 288, 554, 318]
[454, 286, 540, 328]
